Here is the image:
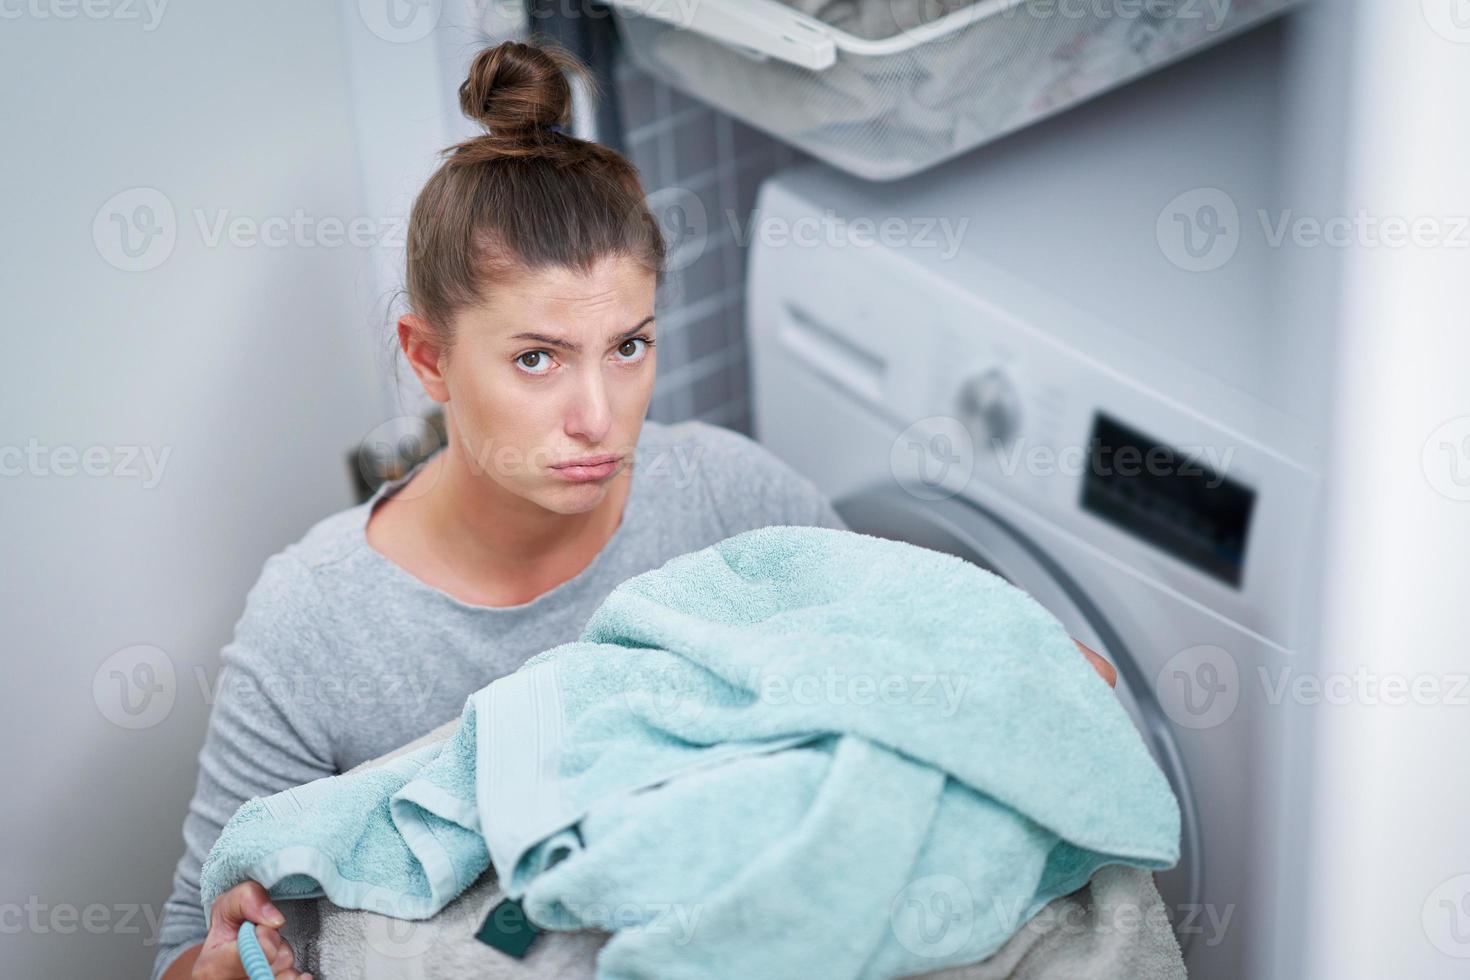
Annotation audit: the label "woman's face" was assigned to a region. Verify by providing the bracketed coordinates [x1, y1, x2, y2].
[422, 254, 658, 515]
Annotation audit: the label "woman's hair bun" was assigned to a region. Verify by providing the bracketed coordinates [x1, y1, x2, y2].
[457, 39, 593, 139]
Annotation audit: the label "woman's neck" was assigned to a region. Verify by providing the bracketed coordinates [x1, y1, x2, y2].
[366, 440, 631, 607]
[434, 442, 627, 559]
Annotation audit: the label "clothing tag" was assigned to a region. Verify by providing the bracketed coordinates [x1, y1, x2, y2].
[475, 896, 541, 958]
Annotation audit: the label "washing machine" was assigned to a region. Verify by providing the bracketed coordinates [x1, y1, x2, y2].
[748, 16, 1324, 980]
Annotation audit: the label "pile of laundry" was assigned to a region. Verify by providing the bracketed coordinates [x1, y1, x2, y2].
[201, 525, 1185, 979]
[634, 0, 1297, 177]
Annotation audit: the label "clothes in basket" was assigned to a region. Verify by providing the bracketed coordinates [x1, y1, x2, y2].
[202, 525, 1183, 979]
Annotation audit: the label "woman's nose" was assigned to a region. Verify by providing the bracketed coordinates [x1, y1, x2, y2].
[563, 366, 614, 441]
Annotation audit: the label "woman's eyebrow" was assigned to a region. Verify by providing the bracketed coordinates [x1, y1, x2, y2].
[509, 316, 655, 353]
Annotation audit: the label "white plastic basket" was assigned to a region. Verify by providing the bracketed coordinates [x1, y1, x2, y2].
[608, 0, 1302, 180]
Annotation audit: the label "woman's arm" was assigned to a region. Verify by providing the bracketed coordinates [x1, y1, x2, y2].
[152, 552, 337, 980]
[158, 943, 199, 980]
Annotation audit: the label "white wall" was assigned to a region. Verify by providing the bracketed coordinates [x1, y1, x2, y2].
[0, 2, 511, 975]
[1298, 0, 1470, 977]
[334, 0, 526, 412]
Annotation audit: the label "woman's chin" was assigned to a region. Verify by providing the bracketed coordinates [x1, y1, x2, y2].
[533, 477, 613, 514]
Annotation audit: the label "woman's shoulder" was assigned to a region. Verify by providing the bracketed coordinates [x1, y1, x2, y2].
[637, 418, 797, 487]
[638, 416, 785, 459]
[290, 497, 377, 569]
[636, 419, 846, 533]
[235, 498, 375, 621]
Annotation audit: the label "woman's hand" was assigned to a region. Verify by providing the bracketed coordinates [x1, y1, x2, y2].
[192, 880, 311, 979]
[1073, 639, 1118, 688]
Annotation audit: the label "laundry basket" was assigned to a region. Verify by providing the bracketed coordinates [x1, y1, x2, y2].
[607, 0, 1302, 180]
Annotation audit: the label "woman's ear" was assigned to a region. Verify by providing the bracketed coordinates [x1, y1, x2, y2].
[398, 314, 451, 403]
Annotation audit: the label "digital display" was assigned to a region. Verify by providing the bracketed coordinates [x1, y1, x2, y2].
[1080, 413, 1255, 587]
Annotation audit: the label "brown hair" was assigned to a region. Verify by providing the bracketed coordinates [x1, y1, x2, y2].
[403, 38, 666, 345]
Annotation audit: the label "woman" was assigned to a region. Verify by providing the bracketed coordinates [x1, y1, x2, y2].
[155, 39, 1115, 980]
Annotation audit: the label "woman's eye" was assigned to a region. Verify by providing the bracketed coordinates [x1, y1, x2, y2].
[516, 350, 554, 375]
[615, 337, 653, 363]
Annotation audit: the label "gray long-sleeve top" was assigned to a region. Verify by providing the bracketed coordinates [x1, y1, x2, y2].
[151, 419, 848, 979]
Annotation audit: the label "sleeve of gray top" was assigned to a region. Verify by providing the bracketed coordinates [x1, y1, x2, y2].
[780, 454, 849, 531]
[747, 431, 851, 532]
[151, 552, 338, 980]
[805, 486, 851, 532]
[690, 421, 852, 534]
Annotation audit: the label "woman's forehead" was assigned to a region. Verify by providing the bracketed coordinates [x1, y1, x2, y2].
[471, 258, 655, 338]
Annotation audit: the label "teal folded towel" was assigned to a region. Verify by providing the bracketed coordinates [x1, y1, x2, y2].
[198, 525, 1179, 980]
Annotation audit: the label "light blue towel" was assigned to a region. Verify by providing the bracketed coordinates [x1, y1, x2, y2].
[478, 525, 1180, 979]
[198, 525, 1179, 980]
[198, 708, 489, 927]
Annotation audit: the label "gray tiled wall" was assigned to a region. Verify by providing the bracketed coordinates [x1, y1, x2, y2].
[612, 50, 805, 437]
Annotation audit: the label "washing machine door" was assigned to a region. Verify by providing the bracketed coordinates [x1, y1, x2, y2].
[836, 483, 1202, 951]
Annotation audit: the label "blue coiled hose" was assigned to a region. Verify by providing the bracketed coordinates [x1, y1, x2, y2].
[237, 920, 276, 980]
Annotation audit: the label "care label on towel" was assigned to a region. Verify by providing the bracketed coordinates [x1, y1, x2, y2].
[475, 896, 541, 958]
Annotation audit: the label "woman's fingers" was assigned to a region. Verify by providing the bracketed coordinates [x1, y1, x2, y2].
[270, 940, 294, 971]
[1073, 638, 1118, 688]
[252, 924, 280, 957]
[249, 920, 308, 977]
[253, 924, 293, 970]
[213, 879, 286, 935]
[201, 882, 297, 980]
